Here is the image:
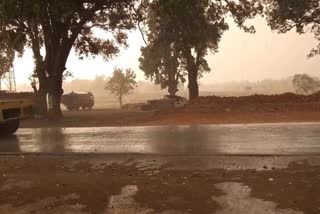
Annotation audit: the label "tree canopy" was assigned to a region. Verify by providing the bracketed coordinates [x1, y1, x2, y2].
[292, 74, 320, 95]
[105, 68, 137, 106]
[140, 40, 186, 96]
[140, 0, 262, 100]
[0, 18, 25, 78]
[0, 0, 140, 118]
[0, 43, 14, 78]
[263, 0, 320, 58]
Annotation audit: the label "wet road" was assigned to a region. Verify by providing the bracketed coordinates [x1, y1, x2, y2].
[1, 122, 320, 155]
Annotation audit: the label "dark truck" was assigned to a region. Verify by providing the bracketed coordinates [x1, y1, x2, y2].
[61, 92, 94, 111]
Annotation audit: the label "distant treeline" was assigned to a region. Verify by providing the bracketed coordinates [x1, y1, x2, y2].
[17, 75, 320, 104]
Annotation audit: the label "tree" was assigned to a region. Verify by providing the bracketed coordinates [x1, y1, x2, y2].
[263, 0, 320, 58]
[139, 0, 262, 100]
[0, 20, 25, 79]
[292, 74, 320, 95]
[0, 44, 14, 79]
[0, 0, 140, 119]
[105, 68, 137, 107]
[140, 41, 186, 96]
[140, 41, 187, 96]
[1, 1, 48, 113]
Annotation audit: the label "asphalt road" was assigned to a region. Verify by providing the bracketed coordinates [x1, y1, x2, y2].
[1, 122, 320, 155]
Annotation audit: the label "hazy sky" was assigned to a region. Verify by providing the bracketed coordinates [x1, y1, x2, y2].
[13, 16, 320, 87]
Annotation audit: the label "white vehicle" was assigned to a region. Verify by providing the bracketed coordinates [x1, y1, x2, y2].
[164, 95, 188, 108]
[142, 95, 188, 111]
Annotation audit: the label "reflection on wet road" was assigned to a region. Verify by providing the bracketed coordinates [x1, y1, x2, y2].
[1, 123, 320, 155]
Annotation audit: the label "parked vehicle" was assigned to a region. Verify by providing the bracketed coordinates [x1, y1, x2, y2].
[163, 95, 188, 108]
[141, 95, 188, 111]
[0, 99, 33, 135]
[61, 92, 94, 111]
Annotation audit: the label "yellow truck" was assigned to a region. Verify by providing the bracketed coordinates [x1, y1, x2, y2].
[0, 99, 33, 135]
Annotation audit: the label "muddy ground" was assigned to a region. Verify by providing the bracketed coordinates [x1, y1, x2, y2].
[0, 155, 319, 214]
[16, 92, 320, 127]
[21, 109, 320, 128]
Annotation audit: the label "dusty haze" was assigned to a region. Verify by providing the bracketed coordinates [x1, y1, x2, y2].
[13, 17, 320, 89]
[18, 76, 299, 108]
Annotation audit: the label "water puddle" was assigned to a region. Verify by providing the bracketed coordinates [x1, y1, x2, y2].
[104, 185, 183, 214]
[0, 179, 33, 191]
[105, 185, 152, 214]
[212, 182, 303, 214]
[0, 194, 85, 214]
[0, 179, 306, 214]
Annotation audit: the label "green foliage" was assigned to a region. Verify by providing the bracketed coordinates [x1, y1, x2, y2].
[0, 1, 28, 77]
[0, 0, 138, 61]
[263, 0, 320, 58]
[0, 43, 14, 77]
[0, 30, 25, 77]
[140, 40, 187, 95]
[105, 68, 137, 106]
[140, 0, 262, 99]
[0, 0, 140, 118]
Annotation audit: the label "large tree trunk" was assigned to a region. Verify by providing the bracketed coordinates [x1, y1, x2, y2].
[183, 49, 200, 100]
[166, 53, 179, 96]
[44, 39, 73, 120]
[33, 80, 48, 119]
[188, 69, 199, 100]
[47, 76, 63, 120]
[37, 92, 48, 118]
[38, 10, 79, 120]
[29, 21, 49, 118]
[35, 64, 49, 118]
[168, 72, 178, 96]
[45, 51, 68, 120]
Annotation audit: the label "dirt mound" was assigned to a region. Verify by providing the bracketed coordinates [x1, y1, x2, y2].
[186, 92, 320, 113]
[310, 90, 320, 97]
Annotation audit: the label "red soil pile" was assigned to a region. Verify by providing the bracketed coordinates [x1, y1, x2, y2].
[185, 92, 320, 113]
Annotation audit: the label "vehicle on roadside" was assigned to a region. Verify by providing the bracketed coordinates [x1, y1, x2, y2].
[0, 99, 33, 135]
[61, 92, 94, 111]
[164, 95, 188, 108]
[141, 95, 188, 111]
